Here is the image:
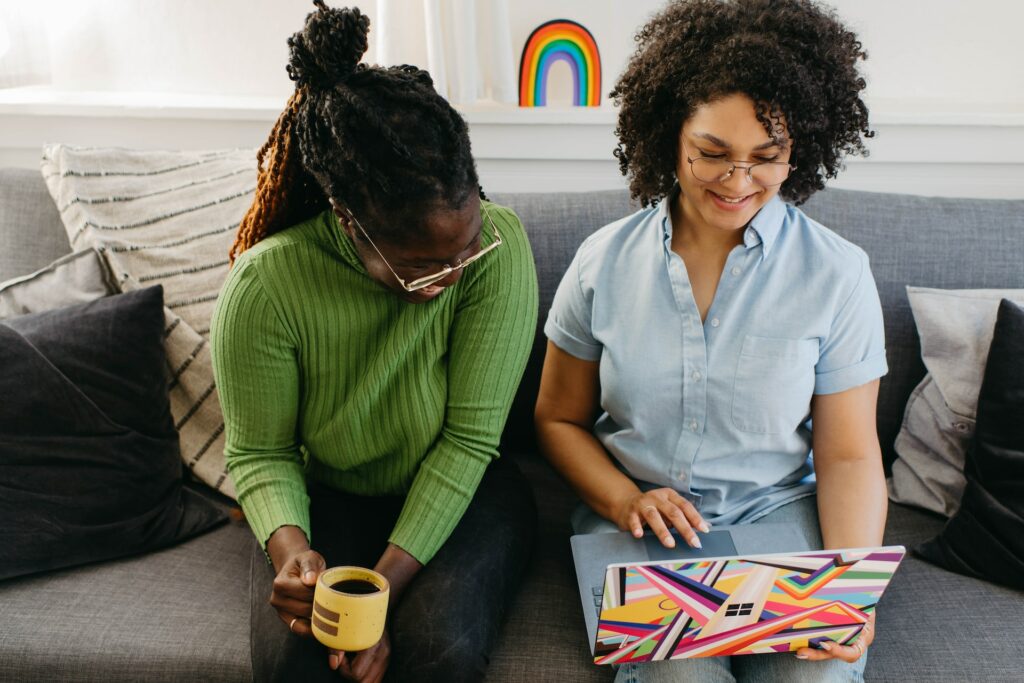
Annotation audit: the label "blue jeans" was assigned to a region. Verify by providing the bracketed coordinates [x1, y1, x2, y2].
[573, 495, 868, 683]
[249, 455, 536, 683]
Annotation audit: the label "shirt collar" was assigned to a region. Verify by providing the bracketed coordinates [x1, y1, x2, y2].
[744, 194, 786, 258]
[657, 185, 787, 259]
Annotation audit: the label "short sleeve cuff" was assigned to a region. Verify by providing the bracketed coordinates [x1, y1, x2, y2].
[814, 351, 889, 395]
[544, 318, 602, 361]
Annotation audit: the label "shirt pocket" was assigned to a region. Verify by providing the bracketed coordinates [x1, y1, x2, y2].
[732, 335, 820, 435]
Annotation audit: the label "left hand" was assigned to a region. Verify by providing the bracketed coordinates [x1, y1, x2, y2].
[795, 610, 876, 663]
[329, 629, 390, 683]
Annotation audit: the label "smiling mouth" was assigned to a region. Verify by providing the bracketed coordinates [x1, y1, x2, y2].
[710, 191, 756, 204]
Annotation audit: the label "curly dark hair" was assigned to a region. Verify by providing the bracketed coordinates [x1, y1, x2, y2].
[231, 1, 481, 261]
[611, 0, 872, 207]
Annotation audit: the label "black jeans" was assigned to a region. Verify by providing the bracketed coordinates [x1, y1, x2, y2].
[249, 455, 537, 683]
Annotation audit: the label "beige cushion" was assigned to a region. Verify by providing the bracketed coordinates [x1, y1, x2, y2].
[40, 145, 259, 498]
[889, 286, 1024, 516]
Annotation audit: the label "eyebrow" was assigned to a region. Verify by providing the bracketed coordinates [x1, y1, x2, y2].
[692, 132, 784, 151]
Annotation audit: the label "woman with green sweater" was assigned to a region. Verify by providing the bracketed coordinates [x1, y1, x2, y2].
[210, 5, 538, 682]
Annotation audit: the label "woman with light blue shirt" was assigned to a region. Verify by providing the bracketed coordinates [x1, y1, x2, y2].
[535, 1, 886, 681]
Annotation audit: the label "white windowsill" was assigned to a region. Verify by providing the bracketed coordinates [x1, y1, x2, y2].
[1, 86, 1022, 127]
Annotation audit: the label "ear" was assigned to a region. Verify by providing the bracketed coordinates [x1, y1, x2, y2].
[329, 200, 358, 239]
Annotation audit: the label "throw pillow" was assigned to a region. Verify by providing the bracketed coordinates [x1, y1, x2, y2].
[40, 144, 257, 497]
[0, 287, 227, 580]
[915, 299, 1024, 589]
[0, 248, 117, 317]
[888, 286, 1024, 516]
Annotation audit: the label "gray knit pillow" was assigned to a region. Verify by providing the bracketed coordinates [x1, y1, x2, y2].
[40, 145, 258, 498]
[889, 286, 1024, 516]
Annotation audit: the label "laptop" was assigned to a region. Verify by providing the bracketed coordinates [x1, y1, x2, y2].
[571, 526, 905, 664]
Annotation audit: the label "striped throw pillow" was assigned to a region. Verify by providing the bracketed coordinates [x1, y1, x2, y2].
[41, 145, 259, 498]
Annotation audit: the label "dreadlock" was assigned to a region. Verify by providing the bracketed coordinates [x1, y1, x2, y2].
[230, 1, 481, 263]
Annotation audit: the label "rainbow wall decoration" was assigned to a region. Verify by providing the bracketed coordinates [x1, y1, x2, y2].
[519, 19, 602, 107]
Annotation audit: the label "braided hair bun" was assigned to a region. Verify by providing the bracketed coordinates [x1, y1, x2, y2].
[286, 1, 369, 90]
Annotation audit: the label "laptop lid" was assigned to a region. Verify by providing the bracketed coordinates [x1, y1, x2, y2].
[571, 522, 811, 655]
[593, 545, 906, 664]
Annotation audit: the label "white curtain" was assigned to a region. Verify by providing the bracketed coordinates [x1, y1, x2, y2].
[0, 4, 51, 89]
[375, 0, 516, 106]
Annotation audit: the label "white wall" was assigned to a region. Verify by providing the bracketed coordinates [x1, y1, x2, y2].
[1, 0, 1023, 197]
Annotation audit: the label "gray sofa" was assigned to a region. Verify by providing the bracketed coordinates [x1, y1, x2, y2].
[1, 165, 1022, 682]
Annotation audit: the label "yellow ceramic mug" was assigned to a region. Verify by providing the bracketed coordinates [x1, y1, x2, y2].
[311, 566, 390, 652]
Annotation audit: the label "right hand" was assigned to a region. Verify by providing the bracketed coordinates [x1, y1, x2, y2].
[615, 488, 710, 549]
[270, 547, 327, 638]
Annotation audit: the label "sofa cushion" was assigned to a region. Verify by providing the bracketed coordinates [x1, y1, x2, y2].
[0, 287, 226, 580]
[890, 287, 1024, 517]
[916, 299, 1024, 589]
[493, 456, 1024, 682]
[0, 168, 71, 282]
[868, 502, 1024, 682]
[39, 145, 259, 498]
[0, 514, 253, 682]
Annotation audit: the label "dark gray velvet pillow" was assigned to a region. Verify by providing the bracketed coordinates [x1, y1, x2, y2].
[0, 286, 226, 581]
[915, 299, 1024, 589]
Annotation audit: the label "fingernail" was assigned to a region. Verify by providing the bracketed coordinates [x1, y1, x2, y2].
[698, 522, 711, 533]
[328, 654, 338, 669]
[691, 536, 702, 549]
[820, 641, 833, 651]
[633, 529, 643, 538]
[304, 571, 316, 582]
[795, 654, 809, 660]
[665, 537, 676, 547]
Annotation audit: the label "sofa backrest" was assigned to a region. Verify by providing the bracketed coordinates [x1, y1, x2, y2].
[0, 168, 70, 282]
[493, 187, 1024, 469]
[4, 167, 1023, 469]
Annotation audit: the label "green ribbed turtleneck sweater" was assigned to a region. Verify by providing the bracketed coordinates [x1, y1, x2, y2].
[210, 203, 537, 563]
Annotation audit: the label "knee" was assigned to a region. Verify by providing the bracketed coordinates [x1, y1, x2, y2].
[388, 629, 489, 683]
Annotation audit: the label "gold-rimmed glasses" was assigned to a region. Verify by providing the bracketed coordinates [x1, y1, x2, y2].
[344, 204, 503, 292]
[682, 141, 795, 187]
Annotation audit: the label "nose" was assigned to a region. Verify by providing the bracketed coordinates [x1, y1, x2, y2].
[437, 269, 462, 288]
[721, 164, 755, 190]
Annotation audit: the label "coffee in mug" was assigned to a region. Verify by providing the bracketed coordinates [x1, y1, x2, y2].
[312, 566, 390, 652]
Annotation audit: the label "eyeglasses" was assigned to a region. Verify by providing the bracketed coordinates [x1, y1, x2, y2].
[684, 146, 795, 187]
[345, 205, 503, 292]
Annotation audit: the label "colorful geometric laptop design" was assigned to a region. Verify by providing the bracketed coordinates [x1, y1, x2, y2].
[595, 545, 906, 664]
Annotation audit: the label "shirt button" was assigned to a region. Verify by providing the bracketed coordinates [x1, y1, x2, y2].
[692, 370, 702, 381]
[731, 266, 742, 276]
[711, 318, 720, 327]
[690, 420, 699, 432]
[679, 471, 687, 481]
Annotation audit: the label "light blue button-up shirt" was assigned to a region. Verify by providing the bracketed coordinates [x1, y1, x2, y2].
[544, 191, 888, 524]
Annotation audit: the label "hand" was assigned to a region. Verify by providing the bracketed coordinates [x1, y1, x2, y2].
[795, 610, 876, 662]
[329, 628, 390, 683]
[269, 547, 327, 638]
[615, 488, 710, 549]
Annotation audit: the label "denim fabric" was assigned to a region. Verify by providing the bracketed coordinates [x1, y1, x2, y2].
[574, 496, 867, 683]
[249, 456, 537, 683]
[545, 189, 887, 525]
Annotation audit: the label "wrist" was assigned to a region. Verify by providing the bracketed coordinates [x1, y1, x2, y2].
[602, 486, 642, 527]
[266, 525, 311, 572]
[374, 543, 423, 610]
